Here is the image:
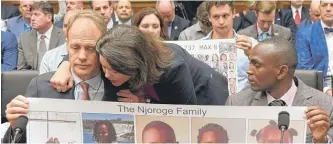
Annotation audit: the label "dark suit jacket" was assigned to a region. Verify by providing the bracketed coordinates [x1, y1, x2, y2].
[282, 7, 310, 24]
[170, 15, 190, 40]
[2, 71, 118, 143]
[1, 3, 20, 20]
[240, 10, 298, 42]
[166, 43, 229, 105]
[226, 77, 333, 143]
[1, 31, 18, 71]
[17, 26, 65, 70]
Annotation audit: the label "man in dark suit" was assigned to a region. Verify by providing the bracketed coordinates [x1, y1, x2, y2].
[156, 0, 190, 40]
[17, 2, 65, 70]
[298, 0, 321, 30]
[3, 9, 116, 143]
[240, 4, 298, 42]
[1, 2, 20, 20]
[226, 37, 333, 143]
[54, 0, 84, 29]
[114, 0, 134, 25]
[284, 0, 309, 26]
[1, 31, 18, 71]
[91, 0, 117, 29]
[238, 1, 292, 43]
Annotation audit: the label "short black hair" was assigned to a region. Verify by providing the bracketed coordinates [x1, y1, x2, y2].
[31, 1, 54, 22]
[142, 121, 176, 142]
[256, 37, 297, 75]
[89, 0, 112, 9]
[197, 123, 229, 143]
[93, 120, 117, 143]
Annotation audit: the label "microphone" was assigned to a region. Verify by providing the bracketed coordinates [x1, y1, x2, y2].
[278, 111, 290, 143]
[11, 115, 28, 144]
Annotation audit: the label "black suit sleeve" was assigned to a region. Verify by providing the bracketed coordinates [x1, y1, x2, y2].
[161, 63, 197, 104]
[2, 77, 40, 143]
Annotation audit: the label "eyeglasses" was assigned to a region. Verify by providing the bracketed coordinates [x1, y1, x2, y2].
[21, 5, 32, 10]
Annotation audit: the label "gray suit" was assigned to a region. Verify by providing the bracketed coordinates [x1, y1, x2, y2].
[238, 24, 293, 43]
[17, 26, 65, 70]
[226, 77, 333, 143]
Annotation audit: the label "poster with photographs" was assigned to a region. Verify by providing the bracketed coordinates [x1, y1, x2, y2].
[167, 40, 237, 95]
[25, 98, 308, 143]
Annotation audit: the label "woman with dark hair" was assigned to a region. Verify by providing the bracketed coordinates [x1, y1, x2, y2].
[51, 25, 229, 105]
[93, 120, 117, 143]
[132, 8, 168, 40]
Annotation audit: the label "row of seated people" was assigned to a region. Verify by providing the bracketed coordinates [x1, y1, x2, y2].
[2, 0, 332, 96]
[1, 6, 333, 142]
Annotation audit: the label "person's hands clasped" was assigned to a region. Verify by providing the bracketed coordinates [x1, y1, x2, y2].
[6, 95, 29, 127]
[236, 35, 253, 56]
[305, 106, 331, 143]
[117, 90, 145, 103]
[50, 61, 74, 92]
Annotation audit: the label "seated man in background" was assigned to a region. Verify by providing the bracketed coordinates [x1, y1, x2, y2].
[17, 1, 65, 70]
[115, 0, 134, 25]
[298, 0, 321, 30]
[178, 2, 212, 41]
[296, 0, 333, 96]
[91, 0, 116, 29]
[40, 9, 80, 74]
[54, 0, 84, 28]
[238, 1, 292, 43]
[1, 31, 18, 71]
[202, 1, 258, 92]
[6, 0, 33, 40]
[3, 10, 115, 143]
[227, 37, 333, 143]
[156, 0, 190, 40]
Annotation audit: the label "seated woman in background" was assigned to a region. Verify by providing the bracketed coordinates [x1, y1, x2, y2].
[132, 8, 168, 40]
[51, 25, 229, 105]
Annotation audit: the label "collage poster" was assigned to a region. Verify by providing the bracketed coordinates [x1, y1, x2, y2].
[26, 98, 307, 143]
[167, 40, 238, 95]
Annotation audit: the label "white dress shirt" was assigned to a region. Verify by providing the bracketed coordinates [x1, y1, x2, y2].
[321, 21, 333, 92]
[107, 18, 114, 29]
[37, 25, 53, 51]
[291, 6, 303, 20]
[267, 80, 297, 106]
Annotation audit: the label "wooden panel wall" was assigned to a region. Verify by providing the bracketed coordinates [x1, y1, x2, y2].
[2, 1, 311, 14]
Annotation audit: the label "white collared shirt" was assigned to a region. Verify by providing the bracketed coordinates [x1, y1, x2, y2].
[321, 21, 333, 92]
[107, 18, 114, 29]
[291, 6, 303, 20]
[37, 25, 53, 51]
[267, 80, 297, 106]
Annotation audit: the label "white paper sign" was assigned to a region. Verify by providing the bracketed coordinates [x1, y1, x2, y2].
[26, 98, 307, 143]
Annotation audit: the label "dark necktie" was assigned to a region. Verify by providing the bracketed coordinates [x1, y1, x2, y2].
[324, 28, 333, 34]
[268, 99, 287, 106]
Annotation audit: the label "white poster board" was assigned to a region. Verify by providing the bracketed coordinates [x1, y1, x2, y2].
[26, 98, 307, 143]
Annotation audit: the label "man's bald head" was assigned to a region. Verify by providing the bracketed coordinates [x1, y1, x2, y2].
[142, 121, 176, 143]
[309, 0, 321, 22]
[156, 0, 175, 24]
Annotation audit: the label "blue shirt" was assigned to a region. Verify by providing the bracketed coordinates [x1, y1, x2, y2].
[39, 43, 67, 74]
[1, 31, 18, 71]
[202, 30, 258, 92]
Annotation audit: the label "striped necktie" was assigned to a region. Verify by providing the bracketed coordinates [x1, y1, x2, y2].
[268, 99, 287, 106]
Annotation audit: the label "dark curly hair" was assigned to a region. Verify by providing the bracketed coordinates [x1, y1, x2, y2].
[197, 123, 229, 143]
[93, 120, 117, 143]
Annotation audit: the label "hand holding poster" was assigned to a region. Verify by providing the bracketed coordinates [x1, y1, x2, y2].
[25, 98, 308, 143]
[167, 40, 238, 95]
